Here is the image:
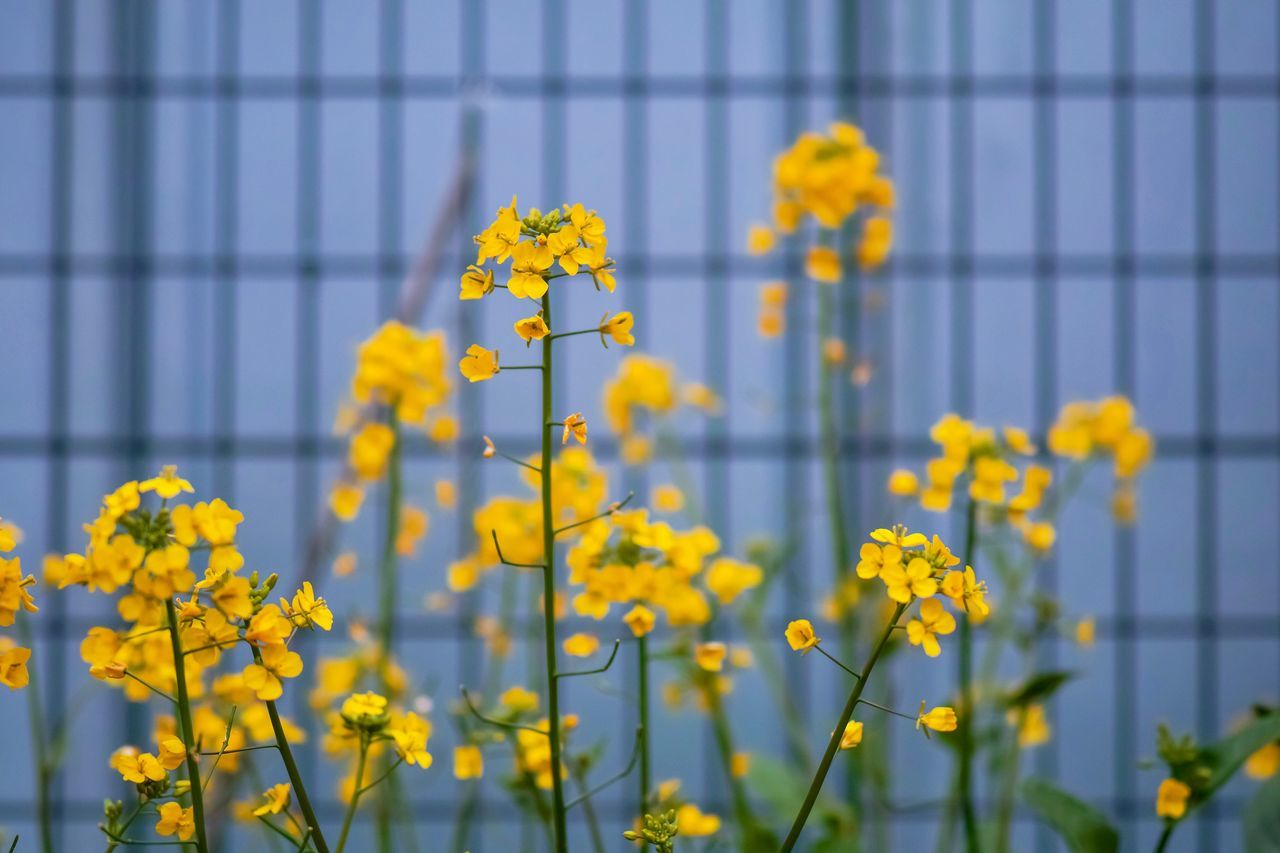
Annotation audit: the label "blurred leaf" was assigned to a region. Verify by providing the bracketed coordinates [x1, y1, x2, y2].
[746, 756, 855, 837]
[1021, 778, 1118, 853]
[1004, 670, 1075, 709]
[1199, 713, 1280, 797]
[1243, 775, 1280, 852]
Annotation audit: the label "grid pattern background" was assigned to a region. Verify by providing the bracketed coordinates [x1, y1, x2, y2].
[1, 1, 1278, 850]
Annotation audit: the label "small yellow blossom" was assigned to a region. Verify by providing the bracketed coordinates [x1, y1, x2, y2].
[0, 644, 31, 689]
[906, 598, 956, 658]
[329, 481, 364, 521]
[916, 702, 958, 734]
[155, 803, 195, 841]
[806, 246, 841, 283]
[821, 337, 846, 365]
[1023, 521, 1056, 553]
[514, 313, 551, 345]
[562, 412, 588, 446]
[747, 223, 776, 255]
[434, 479, 456, 509]
[1009, 704, 1051, 748]
[676, 803, 721, 837]
[500, 686, 539, 714]
[156, 736, 187, 771]
[562, 633, 600, 657]
[253, 783, 291, 816]
[460, 264, 495, 299]
[242, 643, 304, 701]
[454, 745, 484, 779]
[1245, 742, 1280, 780]
[459, 344, 500, 383]
[840, 720, 864, 750]
[887, 469, 919, 496]
[1075, 616, 1096, 648]
[332, 550, 357, 577]
[139, 465, 195, 499]
[1156, 777, 1191, 820]
[651, 484, 684, 514]
[623, 604, 656, 638]
[730, 752, 751, 778]
[785, 619, 820, 653]
[601, 311, 635, 347]
[694, 642, 726, 672]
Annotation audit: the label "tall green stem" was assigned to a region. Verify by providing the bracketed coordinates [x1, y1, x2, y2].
[17, 619, 53, 853]
[539, 290, 569, 853]
[375, 413, 402, 853]
[335, 738, 369, 853]
[250, 645, 331, 853]
[958, 497, 981, 853]
[781, 603, 907, 852]
[1153, 824, 1174, 853]
[637, 635, 651, 818]
[164, 598, 210, 853]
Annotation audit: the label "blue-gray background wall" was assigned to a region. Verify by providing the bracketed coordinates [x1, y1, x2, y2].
[0, 1, 1277, 850]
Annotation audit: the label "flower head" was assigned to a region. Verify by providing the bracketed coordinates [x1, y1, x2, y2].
[840, 720, 864, 750]
[459, 345, 500, 383]
[785, 619, 820, 653]
[253, 783, 292, 816]
[1156, 777, 1191, 820]
[600, 311, 635, 347]
[514, 313, 550, 345]
[916, 702, 958, 735]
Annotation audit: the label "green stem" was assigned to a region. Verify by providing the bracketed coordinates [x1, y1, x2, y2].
[335, 738, 369, 853]
[993, 727, 1021, 853]
[164, 599, 210, 853]
[250, 646, 331, 853]
[780, 604, 907, 852]
[637, 636, 651, 817]
[1153, 824, 1174, 853]
[958, 498, 981, 853]
[17, 620, 53, 853]
[703, 671, 770, 849]
[539, 289, 569, 853]
[569, 759, 607, 853]
[376, 412, 402, 853]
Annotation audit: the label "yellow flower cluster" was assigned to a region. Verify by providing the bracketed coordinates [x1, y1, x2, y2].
[603, 354, 721, 465]
[329, 320, 456, 525]
[854, 526, 987, 656]
[0, 519, 34, 690]
[1048, 396, 1153, 522]
[565, 508, 763, 634]
[748, 122, 895, 280]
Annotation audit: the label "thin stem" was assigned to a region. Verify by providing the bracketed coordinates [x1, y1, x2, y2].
[460, 687, 554, 735]
[702, 670, 767, 848]
[568, 759, 607, 853]
[124, 670, 178, 704]
[490, 530, 547, 570]
[17, 619, 53, 853]
[556, 639, 621, 680]
[538, 289, 569, 853]
[780, 602, 907, 852]
[375, 412, 403, 853]
[163, 599, 210, 853]
[501, 365, 544, 371]
[565, 728, 642, 810]
[552, 492, 635, 537]
[335, 738, 369, 853]
[958, 497, 981, 853]
[637, 636, 651, 818]
[202, 706, 238, 791]
[816, 645, 863, 681]
[357, 756, 405, 795]
[856, 697, 919, 723]
[494, 450, 542, 473]
[1153, 824, 1175, 853]
[547, 328, 601, 341]
[257, 815, 302, 847]
[993, 725, 1021, 853]
[251, 645, 331, 853]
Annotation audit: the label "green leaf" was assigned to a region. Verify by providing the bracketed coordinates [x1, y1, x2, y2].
[1198, 713, 1280, 798]
[1243, 775, 1280, 853]
[1004, 670, 1076, 709]
[1020, 778, 1118, 853]
[746, 756, 855, 835]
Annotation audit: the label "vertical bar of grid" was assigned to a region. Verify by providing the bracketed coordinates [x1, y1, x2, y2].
[543, 0, 565, 405]
[1111, 0, 1138, 838]
[1030, 4, 1059, 850]
[1192, 0, 1219, 847]
[949, 1, 975, 423]
[702, 0, 730, 812]
[622, 0, 650, 822]
[781, 0, 812, 754]
[295, 0, 323, 791]
[212, 0, 240, 501]
[455, 0, 487, 845]
[379, 0, 404, 315]
[42, 0, 75, 842]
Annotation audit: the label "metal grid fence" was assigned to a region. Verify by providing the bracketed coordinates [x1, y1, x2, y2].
[1, 1, 1278, 850]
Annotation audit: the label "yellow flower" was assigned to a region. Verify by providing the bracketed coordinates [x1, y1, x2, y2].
[500, 686, 539, 714]
[881, 557, 938, 603]
[730, 752, 751, 778]
[887, 469, 919, 496]
[113, 748, 166, 784]
[805, 246, 841, 283]
[1245, 742, 1280, 780]
[1009, 704, 1051, 748]
[332, 550, 357, 577]
[242, 644, 304, 701]
[329, 481, 364, 521]
[1075, 616, 1096, 647]
[651, 484, 684, 514]
[460, 264, 495, 299]
[253, 783, 291, 816]
[623, 604, 655, 638]
[428, 414, 458, 443]
[840, 720, 864, 750]
[562, 412, 588, 446]
[855, 541, 902, 580]
[157, 736, 187, 771]
[562, 633, 600, 657]
[349, 422, 396, 481]
[454, 745, 484, 780]
[139, 465, 195, 499]
[244, 602, 292, 646]
[514, 313, 551, 344]
[282, 581, 333, 632]
[600, 311, 635, 347]
[1156, 777, 1191, 820]
[940, 566, 990, 620]
[705, 558, 763, 605]
[676, 803, 721, 837]
[396, 505, 430, 556]
[785, 619, 820, 653]
[341, 691, 390, 726]
[155, 803, 195, 841]
[856, 216, 893, 269]
[916, 702, 958, 734]
[459, 344, 500, 383]
[0, 644, 31, 689]
[694, 642, 726, 672]
[434, 479, 456, 509]
[906, 598, 956, 658]
[387, 711, 433, 768]
[746, 223, 776, 255]
[212, 576, 254, 621]
[1023, 521, 1056, 553]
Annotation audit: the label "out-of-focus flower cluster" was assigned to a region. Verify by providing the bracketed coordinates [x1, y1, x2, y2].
[603, 354, 722, 466]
